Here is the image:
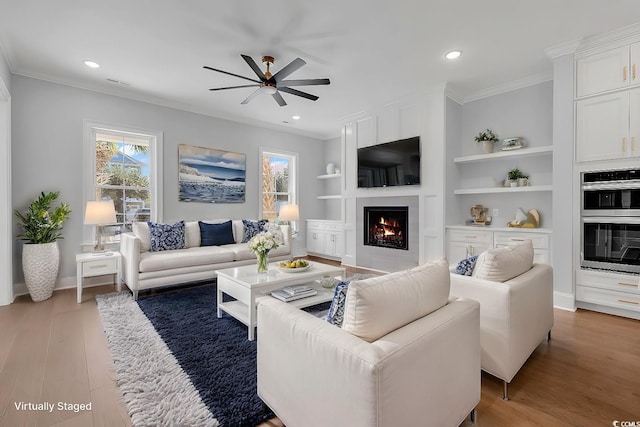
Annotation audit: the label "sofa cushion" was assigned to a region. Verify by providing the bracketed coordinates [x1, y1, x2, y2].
[341, 258, 450, 342]
[325, 281, 350, 326]
[453, 255, 478, 276]
[228, 241, 290, 261]
[184, 221, 201, 248]
[132, 222, 151, 252]
[199, 220, 235, 246]
[139, 246, 236, 272]
[472, 240, 533, 282]
[241, 219, 267, 243]
[147, 221, 186, 252]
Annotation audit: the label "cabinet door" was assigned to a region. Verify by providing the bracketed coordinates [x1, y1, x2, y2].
[306, 229, 324, 254]
[576, 92, 629, 162]
[631, 42, 640, 87]
[576, 46, 629, 97]
[630, 88, 640, 158]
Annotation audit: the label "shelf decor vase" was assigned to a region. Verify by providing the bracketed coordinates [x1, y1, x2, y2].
[482, 141, 493, 154]
[22, 241, 59, 302]
[256, 251, 269, 274]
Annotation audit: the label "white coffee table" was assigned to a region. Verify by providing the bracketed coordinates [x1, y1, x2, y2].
[216, 261, 346, 340]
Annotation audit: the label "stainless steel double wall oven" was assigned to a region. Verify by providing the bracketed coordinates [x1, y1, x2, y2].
[581, 168, 640, 273]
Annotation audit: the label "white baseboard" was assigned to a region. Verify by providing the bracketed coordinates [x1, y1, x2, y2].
[553, 291, 576, 311]
[13, 275, 116, 300]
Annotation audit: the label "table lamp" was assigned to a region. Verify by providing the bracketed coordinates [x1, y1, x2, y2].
[278, 204, 299, 237]
[84, 200, 117, 252]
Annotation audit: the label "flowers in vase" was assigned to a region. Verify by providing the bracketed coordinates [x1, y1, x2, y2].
[474, 128, 499, 143]
[248, 229, 281, 256]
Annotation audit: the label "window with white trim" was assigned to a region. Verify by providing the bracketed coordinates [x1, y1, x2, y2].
[83, 121, 162, 243]
[260, 149, 297, 223]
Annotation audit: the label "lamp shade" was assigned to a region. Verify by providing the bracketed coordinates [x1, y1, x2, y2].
[84, 200, 117, 225]
[278, 204, 299, 222]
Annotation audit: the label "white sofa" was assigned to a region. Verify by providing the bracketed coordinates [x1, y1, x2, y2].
[450, 260, 554, 400]
[257, 259, 481, 427]
[120, 220, 291, 298]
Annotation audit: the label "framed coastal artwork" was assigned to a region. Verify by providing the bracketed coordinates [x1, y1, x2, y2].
[178, 144, 246, 203]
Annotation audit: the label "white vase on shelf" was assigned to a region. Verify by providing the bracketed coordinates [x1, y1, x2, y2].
[326, 163, 335, 175]
[481, 141, 493, 154]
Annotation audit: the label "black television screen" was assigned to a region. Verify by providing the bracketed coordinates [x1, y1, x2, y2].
[357, 136, 421, 188]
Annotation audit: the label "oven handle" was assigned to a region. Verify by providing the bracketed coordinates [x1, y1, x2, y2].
[582, 181, 640, 190]
[582, 216, 640, 224]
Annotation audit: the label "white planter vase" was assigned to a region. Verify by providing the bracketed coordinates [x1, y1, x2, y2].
[481, 141, 493, 154]
[22, 241, 59, 302]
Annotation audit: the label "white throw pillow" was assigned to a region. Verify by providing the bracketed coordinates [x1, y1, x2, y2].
[132, 222, 151, 252]
[341, 258, 450, 342]
[184, 221, 200, 248]
[472, 240, 534, 282]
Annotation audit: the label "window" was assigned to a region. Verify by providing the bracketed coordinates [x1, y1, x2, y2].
[83, 121, 162, 243]
[260, 149, 297, 224]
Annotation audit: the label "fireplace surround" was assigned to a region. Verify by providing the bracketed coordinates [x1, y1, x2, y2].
[364, 206, 409, 250]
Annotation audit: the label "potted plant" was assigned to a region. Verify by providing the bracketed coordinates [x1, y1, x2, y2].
[507, 168, 528, 187]
[475, 129, 499, 154]
[15, 191, 71, 301]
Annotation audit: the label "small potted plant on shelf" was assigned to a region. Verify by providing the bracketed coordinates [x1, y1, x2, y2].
[507, 168, 528, 187]
[475, 129, 499, 154]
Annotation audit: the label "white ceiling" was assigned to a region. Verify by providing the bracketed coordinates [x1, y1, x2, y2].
[2, 1, 640, 140]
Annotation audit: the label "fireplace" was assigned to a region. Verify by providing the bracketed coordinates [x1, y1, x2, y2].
[364, 206, 408, 250]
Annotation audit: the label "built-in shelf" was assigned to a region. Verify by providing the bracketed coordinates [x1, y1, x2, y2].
[453, 145, 553, 164]
[316, 173, 342, 179]
[317, 195, 342, 200]
[453, 185, 553, 195]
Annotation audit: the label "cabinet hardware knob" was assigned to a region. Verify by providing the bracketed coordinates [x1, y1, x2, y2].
[464, 235, 476, 239]
[617, 299, 639, 305]
[617, 282, 637, 287]
[90, 264, 108, 269]
[509, 238, 525, 241]
[623, 137, 627, 152]
[634, 64, 637, 80]
[624, 65, 628, 82]
[632, 136, 636, 152]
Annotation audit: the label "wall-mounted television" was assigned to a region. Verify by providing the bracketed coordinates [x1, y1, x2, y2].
[357, 136, 421, 188]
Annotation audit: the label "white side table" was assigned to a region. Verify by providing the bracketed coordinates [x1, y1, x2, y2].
[76, 251, 121, 304]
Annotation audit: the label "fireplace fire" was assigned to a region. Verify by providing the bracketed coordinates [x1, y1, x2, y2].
[364, 206, 408, 250]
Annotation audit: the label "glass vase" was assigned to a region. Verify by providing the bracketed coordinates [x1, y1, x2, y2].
[256, 251, 269, 274]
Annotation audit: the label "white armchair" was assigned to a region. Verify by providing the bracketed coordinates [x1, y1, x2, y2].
[450, 263, 554, 400]
[257, 259, 481, 427]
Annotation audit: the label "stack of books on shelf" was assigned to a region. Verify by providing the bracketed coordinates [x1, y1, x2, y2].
[270, 284, 317, 302]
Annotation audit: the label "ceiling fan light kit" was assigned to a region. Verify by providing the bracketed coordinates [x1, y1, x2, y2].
[204, 54, 330, 106]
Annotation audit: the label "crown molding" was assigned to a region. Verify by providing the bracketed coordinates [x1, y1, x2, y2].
[462, 72, 553, 104]
[444, 85, 464, 105]
[577, 22, 640, 54]
[13, 72, 331, 140]
[545, 39, 581, 59]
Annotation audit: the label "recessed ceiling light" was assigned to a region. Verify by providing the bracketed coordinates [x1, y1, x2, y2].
[84, 60, 100, 68]
[292, 115, 300, 120]
[445, 51, 462, 60]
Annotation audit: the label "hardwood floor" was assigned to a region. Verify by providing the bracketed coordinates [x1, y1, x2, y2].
[1, 263, 639, 426]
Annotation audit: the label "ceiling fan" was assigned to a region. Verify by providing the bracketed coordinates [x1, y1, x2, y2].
[204, 54, 330, 106]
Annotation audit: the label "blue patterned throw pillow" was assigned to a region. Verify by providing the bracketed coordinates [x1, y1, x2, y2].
[241, 219, 267, 243]
[326, 281, 350, 327]
[453, 255, 478, 276]
[147, 221, 186, 252]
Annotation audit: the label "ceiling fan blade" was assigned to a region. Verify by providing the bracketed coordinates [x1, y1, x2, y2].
[278, 86, 319, 101]
[278, 78, 330, 87]
[272, 91, 287, 107]
[203, 66, 261, 84]
[240, 88, 262, 105]
[209, 84, 260, 91]
[272, 58, 306, 83]
[241, 54, 266, 80]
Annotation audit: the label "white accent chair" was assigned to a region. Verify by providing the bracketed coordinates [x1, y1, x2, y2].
[450, 250, 554, 400]
[257, 259, 481, 427]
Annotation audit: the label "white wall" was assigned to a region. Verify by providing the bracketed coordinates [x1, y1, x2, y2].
[0, 47, 11, 305]
[11, 76, 326, 291]
[321, 136, 342, 221]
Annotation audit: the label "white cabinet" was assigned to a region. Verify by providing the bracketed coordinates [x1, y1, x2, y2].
[576, 269, 640, 318]
[446, 228, 493, 264]
[576, 88, 640, 162]
[446, 227, 551, 265]
[576, 43, 640, 97]
[306, 220, 343, 259]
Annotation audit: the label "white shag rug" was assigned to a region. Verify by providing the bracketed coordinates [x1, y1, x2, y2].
[96, 292, 219, 427]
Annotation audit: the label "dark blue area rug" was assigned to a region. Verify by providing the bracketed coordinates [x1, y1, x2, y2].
[137, 284, 331, 427]
[137, 284, 269, 427]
